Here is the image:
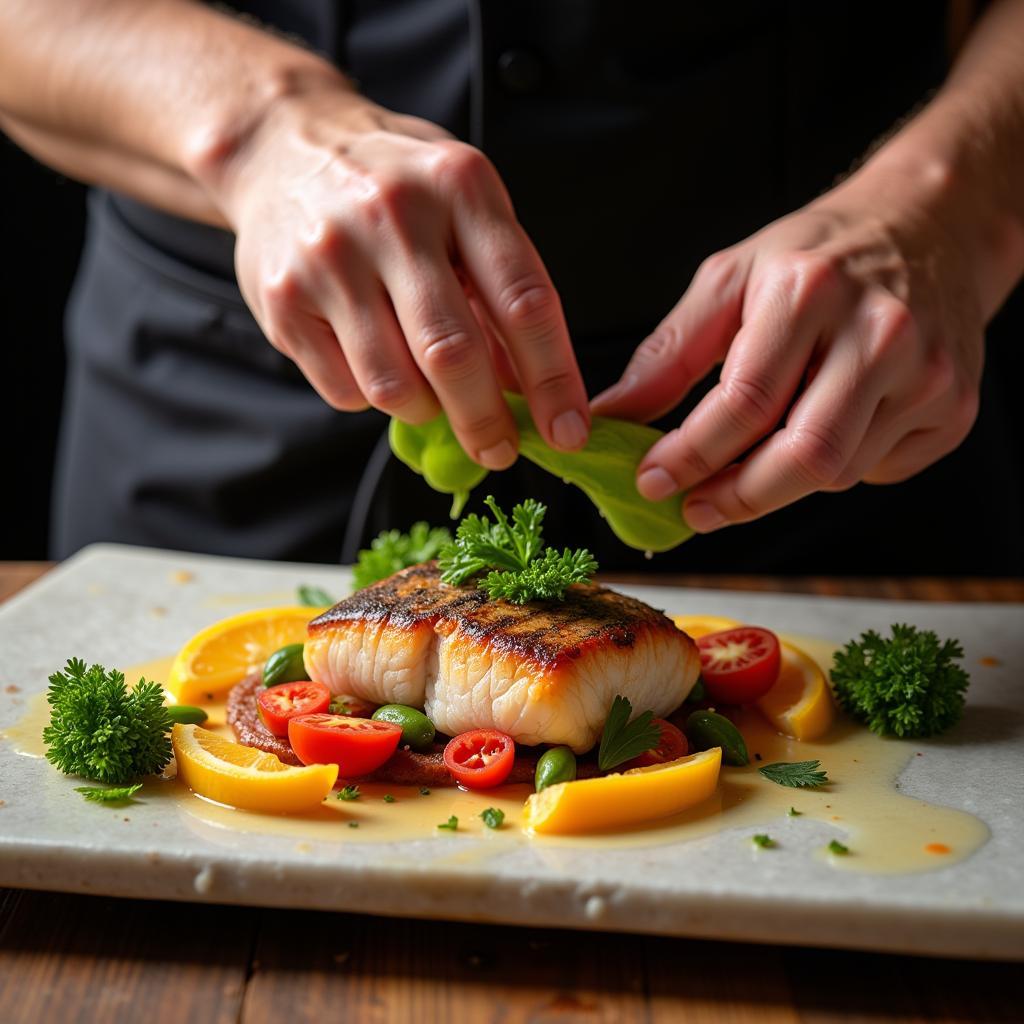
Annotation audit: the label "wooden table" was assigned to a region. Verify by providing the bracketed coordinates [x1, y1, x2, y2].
[2, 564, 1021, 1024]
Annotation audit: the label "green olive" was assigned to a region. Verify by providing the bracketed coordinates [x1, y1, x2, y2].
[685, 709, 749, 766]
[263, 643, 310, 688]
[686, 679, 707, 703]
[166, 705, 208, 725]
[371, 704, 436, 751]
[535, 746, 577, 791]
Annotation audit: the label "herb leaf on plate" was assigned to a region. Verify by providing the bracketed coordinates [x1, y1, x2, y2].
[598, 695, 661, 772]
[759, 760, 829, 789]
[297, 584, 335, 607]
[75, 783, 143, 804]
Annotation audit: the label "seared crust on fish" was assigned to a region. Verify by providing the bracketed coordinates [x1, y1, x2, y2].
[304, 562, 698, 752]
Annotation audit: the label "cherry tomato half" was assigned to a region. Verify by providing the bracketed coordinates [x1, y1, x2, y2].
[443, 729, 516, 789]
[257, 681, 330, 737]
[622, 718, 688, 770]
[697, 626, 781, 704]
[288, 713, 402, 776]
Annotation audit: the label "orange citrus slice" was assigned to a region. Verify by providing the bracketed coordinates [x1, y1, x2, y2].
[756, 641, 835, 740]
[673, 614, 741, 639]
[166, 606, 324, 703]
[523, 747, 721, 835]
[172, 724, 337, 812]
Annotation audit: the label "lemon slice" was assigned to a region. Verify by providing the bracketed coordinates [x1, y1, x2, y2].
[673, 614, 741, 639]
[172, 724, 338, 812]
[523, 748, 721, 835]
[166, 606, 325, 703]
[756, 641, 835, 740]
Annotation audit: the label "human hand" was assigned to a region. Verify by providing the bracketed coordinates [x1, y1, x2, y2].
[201, 81, 589, 469]
[591, 164, 987, 532]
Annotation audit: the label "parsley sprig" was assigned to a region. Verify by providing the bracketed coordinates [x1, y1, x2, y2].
[353, 522, 452, 590]
[75, 783, 143, 804]
[759, 760, 829, 789]
[439, 496, 597, 603]
[597, 695, 661, 772]
[43, 659, 203, 785]
[830, 624, 970, 737]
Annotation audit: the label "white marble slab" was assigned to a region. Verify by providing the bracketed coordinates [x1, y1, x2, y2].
[1, 544, 1021, 960]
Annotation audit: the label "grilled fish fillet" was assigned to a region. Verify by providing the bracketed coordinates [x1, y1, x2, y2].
[303, 562, 699, 753]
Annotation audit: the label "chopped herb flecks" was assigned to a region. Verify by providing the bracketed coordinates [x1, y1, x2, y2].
[480, 807, 505, 829]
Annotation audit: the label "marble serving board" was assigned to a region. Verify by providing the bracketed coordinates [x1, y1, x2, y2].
[1, 544, 1021, 961]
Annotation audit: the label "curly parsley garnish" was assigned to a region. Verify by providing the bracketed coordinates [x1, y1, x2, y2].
[353, 522, 452, 590]
[751, 833, 775, 849]
[439, 496, 597, 603]
[597, 695, 661, 772]
[480, 807, 505, 830]
[43, 659, 204, 785]
[336, 785, 361, 801]
[437, 815, 459, 831]
[830, 624, 970, 737]
[759, 760, 829, 789]
[75, 783, 143, 804]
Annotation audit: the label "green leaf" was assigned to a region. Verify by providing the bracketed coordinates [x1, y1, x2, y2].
[75, 783, 143, 804]
[383, 794, 396, 803]
[828, 839, 850, 856]
[352, 522, 452, 589]
[788, 806, 802, 817]
[758, 760, 829, 789]
[437, 815, 459, 831]
[43, 659, 173, 784]
[480, 807, 505, 830]
[419, 787, 431, 796]
[751, 833, 775, 848]
[830, 624, 970, 738]
[336, 785, 360, 801]
[297, 584, 335, 607]
[597, 695, 662, 772]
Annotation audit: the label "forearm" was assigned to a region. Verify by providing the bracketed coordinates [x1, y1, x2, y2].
[837, 0, 1024, 321]
[0, 0, 357, 223]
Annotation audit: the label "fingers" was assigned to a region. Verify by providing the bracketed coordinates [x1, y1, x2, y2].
[590, 251, 746, 423]
[381, 249, 520, 469]
[681, 340, 885, 530]
[633, 256, 842, 502]
[449, 157, 590, 451]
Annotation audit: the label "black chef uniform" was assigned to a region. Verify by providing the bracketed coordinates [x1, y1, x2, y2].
[50, 1, 1024, 574]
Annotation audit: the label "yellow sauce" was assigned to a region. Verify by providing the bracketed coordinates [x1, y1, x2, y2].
[2, 638, 990, 873]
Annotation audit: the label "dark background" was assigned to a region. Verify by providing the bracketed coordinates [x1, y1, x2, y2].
[3, 137, 1023, 569]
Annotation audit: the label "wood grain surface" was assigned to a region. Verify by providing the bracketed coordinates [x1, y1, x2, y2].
[2, 563, 1021, 1024]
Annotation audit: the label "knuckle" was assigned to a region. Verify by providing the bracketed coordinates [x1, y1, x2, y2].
[498, 272, 557, 331]
[418, 323, 479, 377]
[324, 388, 370, 413]
[919, 347, 956, 404]
[358, 175, 426, 227]
[865, 295, 916, 365]
[719, 372, 778, 430]
[433, 141, 493, 192]
[259, 269, 305, 315]
[362, 374, 416, 411]
[455, 409, 504, 438]
[775, 251, 840, 311]
[528, 368, 578, 399]
[693, 250, 738, 291]
[786, 422, 848, 486]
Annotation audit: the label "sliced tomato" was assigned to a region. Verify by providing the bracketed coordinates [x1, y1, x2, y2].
[697, 626, 781, 704]
[288, 713, 402, 776]
[622, 718, 689, 770]
[443, 729, 516, 789]
[257, 681, 330, 737]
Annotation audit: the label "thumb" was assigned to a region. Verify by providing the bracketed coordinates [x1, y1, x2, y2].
[590, 250, 747, 423]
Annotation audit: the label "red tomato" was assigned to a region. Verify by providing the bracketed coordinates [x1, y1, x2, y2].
[288, 713, 402, 776]
[622, 718, 688, 770]
[443, 729, 516, 789]
[697, 626, 781, 704]
[257, 681, 330, 737]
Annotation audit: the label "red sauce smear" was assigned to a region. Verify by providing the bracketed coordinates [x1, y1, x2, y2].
[924, 842, 952, 855]
[225, 674, 599, 787]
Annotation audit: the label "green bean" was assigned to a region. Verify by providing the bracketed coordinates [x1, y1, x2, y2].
[684, 709, 749, 766]
[167, 705, 208, 725]
[371, 704, 436, 751]
[263, 643, 310, 688]
[535, 746, 577, 791]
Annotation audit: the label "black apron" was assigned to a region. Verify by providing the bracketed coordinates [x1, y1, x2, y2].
[51, 1, 1024, 573]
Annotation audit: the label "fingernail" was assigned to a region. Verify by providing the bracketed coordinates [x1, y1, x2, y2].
[637, 466, 678, 501]
[551, 409, 588, 450]
[478, 439, 517, 470]
[684, 500, 726, 533]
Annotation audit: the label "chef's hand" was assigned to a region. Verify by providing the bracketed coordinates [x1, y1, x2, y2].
[591, 164, 992, 532]
[205, 86, 589, 469]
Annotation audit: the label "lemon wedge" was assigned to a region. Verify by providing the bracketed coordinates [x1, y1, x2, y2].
[172, 724, 337, 812]
[166, 606, 324, 703]
[673, 614, 741, 639]
[523, 748, 721, 835]
[756, 640, 835, 740]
